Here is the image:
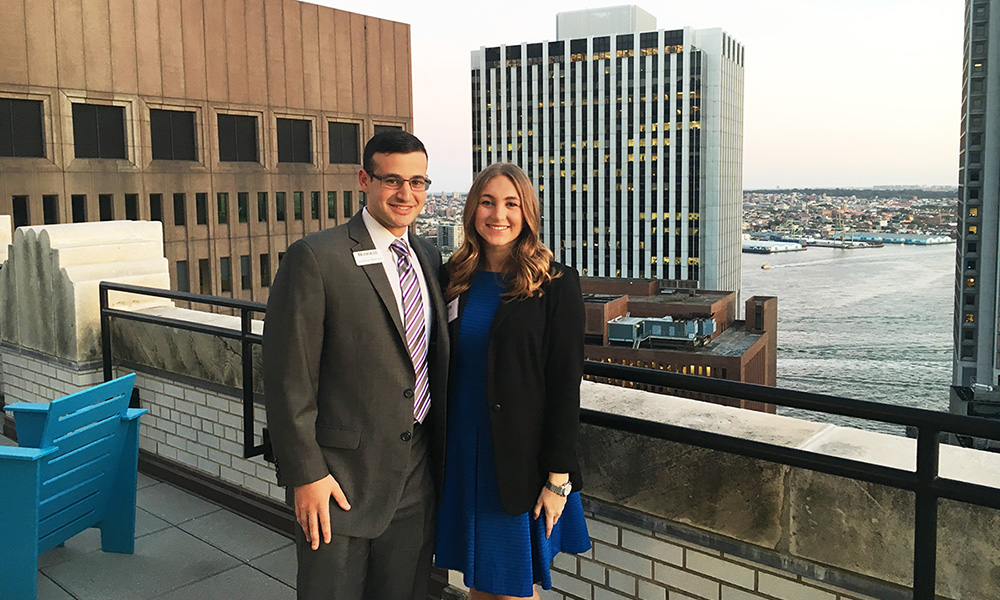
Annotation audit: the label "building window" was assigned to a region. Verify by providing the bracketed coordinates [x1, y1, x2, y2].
[12, 195, 30, 227]
[150, 109, 196, 161]
[72, 103, 126, 159]
[72, 194, 87, 223]
[176, 260, 190, 292]
[125, 194, 138, 220]
[220, 256, 232, 293]
[173, 193, 186, 226]
[217, 113, 258, 162]
[328, 121, 360, 164]
[43, 195, 59, 224]
[277, 118, 312, 163]
[257, 192, 268, 222]
[237, 192, 249, 223]
[327, 191, 337, 219]
[0, 98, 45, 157]
[359, 191, 366, 208]
[276, 192, 286, 221]
[196, 193, 208, 225]
[99, 194, 114, 221]
[198, 258, 211, 294]
[293, 191, 303, 220]
[374, 124, 403, 135]
[217, 192, 229, 224]
[240, 255, 252, 290]
[150, 193, 163, 222]
[311, 191, 320, 220]
[343, 191, 353, 218]
[259, 253, 271, 287]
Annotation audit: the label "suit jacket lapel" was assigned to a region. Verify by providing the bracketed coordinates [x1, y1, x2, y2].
[348, 214, 406, 341]
[490, 292, 518, 338]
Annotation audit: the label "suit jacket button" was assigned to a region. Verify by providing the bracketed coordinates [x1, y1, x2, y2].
[491, 403, 502, 412]
[400, 431, 412, 442]
[404, 389, 414, 399]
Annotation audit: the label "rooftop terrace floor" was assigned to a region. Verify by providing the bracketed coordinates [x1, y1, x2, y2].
[3, 436, 296, 600]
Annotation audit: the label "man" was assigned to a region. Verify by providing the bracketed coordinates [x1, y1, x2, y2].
[263, 130, 448, 600]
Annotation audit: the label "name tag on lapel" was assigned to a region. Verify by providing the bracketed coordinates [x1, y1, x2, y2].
[353, 249, 382, 266]
[447, 298, 459, 322]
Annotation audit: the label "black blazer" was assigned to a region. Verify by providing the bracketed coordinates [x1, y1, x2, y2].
[448, 262, 585, 515]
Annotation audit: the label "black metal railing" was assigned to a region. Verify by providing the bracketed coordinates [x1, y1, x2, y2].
[99, 281, 268, 460]
[582, 362, 1000, 600]
[98, 282, 1000, 600]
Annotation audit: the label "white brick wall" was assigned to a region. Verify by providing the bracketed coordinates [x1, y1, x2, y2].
[542, 515, 879, 600]
[1, 347, 102, 405]
[120, 367, 284, 503]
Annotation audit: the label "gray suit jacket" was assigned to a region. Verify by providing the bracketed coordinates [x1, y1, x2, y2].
[262, 211, 449, 538]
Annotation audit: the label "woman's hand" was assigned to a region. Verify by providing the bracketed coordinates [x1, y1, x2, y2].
[533, 474, 570, 538]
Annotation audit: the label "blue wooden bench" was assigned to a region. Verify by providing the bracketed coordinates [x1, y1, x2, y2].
[0, 373, 146, 600]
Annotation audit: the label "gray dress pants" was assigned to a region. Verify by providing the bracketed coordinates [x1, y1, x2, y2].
[295, 424, 435, 600]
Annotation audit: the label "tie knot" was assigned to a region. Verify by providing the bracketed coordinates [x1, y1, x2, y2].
[390, 238, 410, 258]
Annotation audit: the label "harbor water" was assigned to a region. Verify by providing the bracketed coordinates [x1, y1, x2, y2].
[740, 243, 955, 434]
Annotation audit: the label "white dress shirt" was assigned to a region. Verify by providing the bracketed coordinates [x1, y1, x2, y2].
[361, 207, 432, 346]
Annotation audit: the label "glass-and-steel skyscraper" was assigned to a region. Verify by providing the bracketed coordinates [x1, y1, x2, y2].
[952, 0, 999, 418]
[470, 7, 744, 293]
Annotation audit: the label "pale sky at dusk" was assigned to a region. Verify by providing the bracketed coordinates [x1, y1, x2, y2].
[311, 0, 964, 193]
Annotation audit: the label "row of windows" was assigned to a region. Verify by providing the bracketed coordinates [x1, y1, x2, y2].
[9, 190, 364, 228]
[176, 254, 277, 294]
[0, 98, 402, 165]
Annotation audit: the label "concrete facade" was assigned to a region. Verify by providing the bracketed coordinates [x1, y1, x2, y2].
[0, 0, 413, 305]
[952, 0, 1000, 421]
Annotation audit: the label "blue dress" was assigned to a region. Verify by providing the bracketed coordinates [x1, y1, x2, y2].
[435, 271, 590, 597]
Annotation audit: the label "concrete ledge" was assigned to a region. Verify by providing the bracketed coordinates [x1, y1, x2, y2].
[580, 381, 1000, 598]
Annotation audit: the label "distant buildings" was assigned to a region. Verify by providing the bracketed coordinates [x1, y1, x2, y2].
[0, 0, 412, 303]
[436, 222, 464, 251]
[580, 277, 776, 412]
[470, 6, 744, 295]
[952, 0, 1000, 423]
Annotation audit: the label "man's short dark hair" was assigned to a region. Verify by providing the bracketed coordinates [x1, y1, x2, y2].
[363, 130, 427, 174]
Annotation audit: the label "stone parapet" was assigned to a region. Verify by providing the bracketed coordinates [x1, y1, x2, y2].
[0, 221, 171, 364]
[573, 381, 1000, 600]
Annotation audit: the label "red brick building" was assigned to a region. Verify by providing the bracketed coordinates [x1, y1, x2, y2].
[582, 278, 777, 412]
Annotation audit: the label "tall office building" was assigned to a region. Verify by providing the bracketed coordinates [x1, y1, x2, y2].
[470, 6, 744, 293]
[952, 0, 1000, 419]
[0, 0, 413, 303]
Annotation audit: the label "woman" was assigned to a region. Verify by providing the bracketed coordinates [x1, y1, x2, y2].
[435, 163, 590, 599]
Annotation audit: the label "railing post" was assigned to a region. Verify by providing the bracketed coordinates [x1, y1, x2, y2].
[241, 307, 255, 459]
[100, 282, 112, 382]
[913, 427, 940, 600]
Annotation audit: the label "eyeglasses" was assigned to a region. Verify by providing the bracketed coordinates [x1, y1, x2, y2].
[369, 172, 432, 192]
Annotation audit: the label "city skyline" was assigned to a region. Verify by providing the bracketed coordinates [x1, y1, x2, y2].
[311, 0, 963, 192]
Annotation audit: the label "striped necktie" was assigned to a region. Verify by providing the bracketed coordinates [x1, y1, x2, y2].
[390, 238, 431, 423]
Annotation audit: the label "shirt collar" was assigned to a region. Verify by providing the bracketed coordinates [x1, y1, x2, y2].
[362, 206, 407, 253]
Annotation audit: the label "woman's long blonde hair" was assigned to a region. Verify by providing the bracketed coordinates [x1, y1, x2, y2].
[444, 163, 559, 301]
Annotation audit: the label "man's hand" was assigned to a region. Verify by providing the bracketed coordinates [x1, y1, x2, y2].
[294, 474, 351, 550]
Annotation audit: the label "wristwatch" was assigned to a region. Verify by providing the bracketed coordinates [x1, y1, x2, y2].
[545, 480, 573, 496]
